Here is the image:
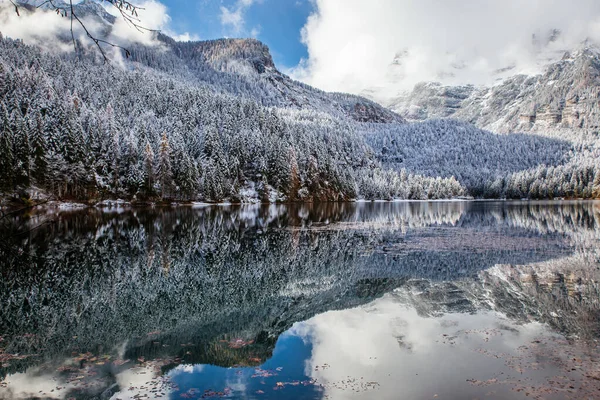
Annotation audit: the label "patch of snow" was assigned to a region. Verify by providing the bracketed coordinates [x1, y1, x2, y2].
[96, 199, 130, 207]
[95, 199, 131, 214]
[190, 202, 212, 208]
[239, 182, 260, 203]
[56, 202, 88, 210]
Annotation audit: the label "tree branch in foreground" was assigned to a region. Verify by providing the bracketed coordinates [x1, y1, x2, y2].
[11, 0, 158, 63]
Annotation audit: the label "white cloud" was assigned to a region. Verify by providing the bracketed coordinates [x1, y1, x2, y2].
[108, 0, 170, 46]
[105, 0, 198, 44]
[220, 5, 244, 33]
[290, 293, 549, 400]
[219, 0, 260, 36]
[250, 25, 261, 38]
[0, 0, 197, 57]
[293, 0, 600, 101]
[0, 1, 75, 52]
[169, 31, 200, 42]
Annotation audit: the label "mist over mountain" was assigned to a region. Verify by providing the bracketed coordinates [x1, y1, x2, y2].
[380, 29, 600, 137]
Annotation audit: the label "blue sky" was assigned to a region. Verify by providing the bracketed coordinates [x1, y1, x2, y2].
[160, 0, 314, 69]
[111, 0, 600, 97]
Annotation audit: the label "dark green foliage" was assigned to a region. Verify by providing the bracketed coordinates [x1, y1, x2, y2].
[0, 103, 14, 191]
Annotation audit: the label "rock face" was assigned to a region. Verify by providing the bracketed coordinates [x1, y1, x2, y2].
[181, 38, 276, 75]
[388, 82, 476, 121]
[387, 43, 600, 133]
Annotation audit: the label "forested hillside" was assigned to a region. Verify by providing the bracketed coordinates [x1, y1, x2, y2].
[365, 119, 600, 198]
[0, 35, 464, 203]
[0, 2, 599, 202]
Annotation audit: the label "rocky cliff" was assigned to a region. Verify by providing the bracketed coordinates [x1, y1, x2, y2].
[387, 43, 600, 134]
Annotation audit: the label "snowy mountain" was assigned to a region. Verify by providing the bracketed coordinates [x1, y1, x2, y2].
[145, 36, 405, 124]
[0, 2, 599, 203]
[17, 0, 403, 124]
[387, 42, 600, 134]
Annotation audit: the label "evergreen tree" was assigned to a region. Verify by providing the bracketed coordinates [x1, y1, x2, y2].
[592, 168, 600, 199]
[143, 141, 155, 197]
[307, 156, 320, 195]
[30, 110, 48, 186]
[157, 132, 173, 200]
[288, 148, 301, 200]
[0, 103, 14, 192]
[176, 153, 199, 199]
[11, 109, 32, 187]
[569, 172, 579, 198]
[202, 160, 224, 201]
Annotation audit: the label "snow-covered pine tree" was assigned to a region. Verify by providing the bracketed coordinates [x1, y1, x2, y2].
[28, 110, 48, 187]
[11, 108, 31, 188]
[157, 132, 174, 200]
[288, 148, 301, 201]
[176, 153, 199, 199]
[592, 168, 600, 199]
[0, 103, 15, 192]
[143, 140, 155, 198]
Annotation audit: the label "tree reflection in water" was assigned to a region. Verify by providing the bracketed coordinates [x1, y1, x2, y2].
[0, 201, 599, 399]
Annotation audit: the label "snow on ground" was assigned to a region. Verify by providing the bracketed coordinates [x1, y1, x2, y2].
[55, 202, 88, 210]
[190, 202, 212, 208]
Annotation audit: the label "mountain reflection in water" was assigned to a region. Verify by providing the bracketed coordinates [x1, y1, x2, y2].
[0, 201, 599, 399]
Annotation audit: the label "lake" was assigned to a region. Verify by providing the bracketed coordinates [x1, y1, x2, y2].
[1, 201, 599, 399]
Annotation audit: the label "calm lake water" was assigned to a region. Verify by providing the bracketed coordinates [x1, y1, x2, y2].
[1, 201, 599, 399]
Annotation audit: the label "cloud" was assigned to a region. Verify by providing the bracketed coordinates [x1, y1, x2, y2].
[290, 293, 549, 400]
[220, 5, 244, 33]
[107, 0, 170, 46]
[169, 31, 200, 42]
[0, 0, 197, 57]
[292, 0, 600, 100]
[0, 1, 75, 53]
[104, 0, 198, 44]
[250, 25, 261, 38]
[219, 0, 259, 36]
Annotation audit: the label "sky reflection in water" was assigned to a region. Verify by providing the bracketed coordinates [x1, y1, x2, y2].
[0, 201, 599, 399]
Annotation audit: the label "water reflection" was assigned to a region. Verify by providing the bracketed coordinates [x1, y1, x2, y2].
[0, 201, 599, 399]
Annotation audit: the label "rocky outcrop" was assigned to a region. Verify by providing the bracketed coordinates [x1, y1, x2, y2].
[185, 38, 276, 75]
[387, 43, 600, 134]
[388, 82, 476, 121]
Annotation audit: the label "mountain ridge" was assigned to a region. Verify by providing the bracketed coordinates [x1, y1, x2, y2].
[141, 35, 405, 124]
[386, 41, 600, 134]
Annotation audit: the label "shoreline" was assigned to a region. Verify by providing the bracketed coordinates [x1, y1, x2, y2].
[2, 197, 598, 213]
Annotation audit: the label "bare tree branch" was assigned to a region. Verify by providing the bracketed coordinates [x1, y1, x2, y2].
[9, 0, 160, 63]
[8, 0, 19, 15]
